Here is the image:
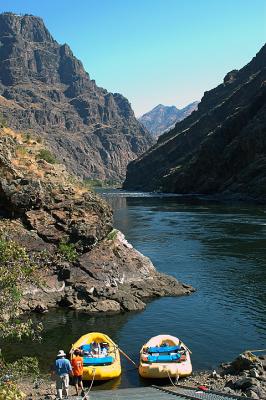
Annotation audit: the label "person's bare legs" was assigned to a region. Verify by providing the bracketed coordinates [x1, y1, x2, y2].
[74, 381, 79, 396]
[64, 387, 69, 398]
[80, 379, 87, 398]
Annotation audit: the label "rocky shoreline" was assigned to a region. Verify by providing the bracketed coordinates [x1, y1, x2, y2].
[17, 352, 266, 399]
[181, 352, 266, 399]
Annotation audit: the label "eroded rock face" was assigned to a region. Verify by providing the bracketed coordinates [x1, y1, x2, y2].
[0, 127, 195, 314]
[17, 224, 194, 313]
[124, 44, 266, 202]
[0, 12, 154, 182]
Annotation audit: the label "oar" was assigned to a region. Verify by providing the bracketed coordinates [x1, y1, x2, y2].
[106, 336, 138, 367]
[118, 346, 138, 367]
[180, 341, 192, 355]
[246, 349, 266, 353]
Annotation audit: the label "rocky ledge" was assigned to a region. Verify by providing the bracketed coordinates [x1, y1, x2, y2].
[0, 127, 194, 314]
[182, 351, 266, 399]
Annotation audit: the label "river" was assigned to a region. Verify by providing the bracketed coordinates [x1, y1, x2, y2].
[4, 191, 266, 389]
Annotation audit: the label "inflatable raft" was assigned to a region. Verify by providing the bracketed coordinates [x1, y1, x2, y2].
[70, 332, 121, 381]
[139, 334, 192, 379]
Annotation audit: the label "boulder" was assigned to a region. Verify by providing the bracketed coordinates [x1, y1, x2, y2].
[223, 352, 262, 374]
[86, 300, 121, 313]
[246, 385, 264, 399]
[33, 304, 48, 313]
[234, 377, 257, 390]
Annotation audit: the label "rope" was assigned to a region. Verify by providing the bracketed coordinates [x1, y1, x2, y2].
[167, 370, 179, 387]
[81, 368, 96, 399]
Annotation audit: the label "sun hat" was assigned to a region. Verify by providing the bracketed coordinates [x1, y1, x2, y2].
[57, 350, 66, 357]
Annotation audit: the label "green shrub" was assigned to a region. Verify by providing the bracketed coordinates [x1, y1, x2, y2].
[37, 149, 57, 164]
[83, 178, 104, 188]
[0, 356, 39, 400]
[15, 145, 28, 157]
[106, 229, 118, 241]
[105, 179, 120, 187]
[22, 132, 31, 143]
[0, 112, 7, 128]
[67, 175, 80, 186]
[58, 241, 78, 262]
[0, 382, 26, 400]
[1, 356, 40, 380]
[0, 234, 42, 340]
[83, 178, 120, 188]
[0, 235, 42, 397]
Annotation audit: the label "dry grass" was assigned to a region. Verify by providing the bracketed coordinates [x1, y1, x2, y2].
[16, 145, 29, 158]
[1, 127, 90, 199]
[0, 95, 24, 109]
[27, 163, 45, 178]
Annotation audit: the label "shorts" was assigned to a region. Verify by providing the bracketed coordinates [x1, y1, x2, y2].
[56, 374, 69, 390]
[73, 375, 82, 385]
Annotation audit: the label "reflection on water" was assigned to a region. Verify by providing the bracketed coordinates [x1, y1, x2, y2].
[4, 190, 266, 389]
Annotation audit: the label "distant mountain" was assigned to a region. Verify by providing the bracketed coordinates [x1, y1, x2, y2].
[138, 102, 199, 137]
[0, 12, 154, 183]
[124, 44, 266, 202]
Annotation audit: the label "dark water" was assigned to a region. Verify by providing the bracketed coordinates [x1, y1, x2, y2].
[4, 191, 266, 389]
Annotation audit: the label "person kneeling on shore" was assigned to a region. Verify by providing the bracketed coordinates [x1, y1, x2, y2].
[71, 349, 85, 397]
[52, 349, 72, 399]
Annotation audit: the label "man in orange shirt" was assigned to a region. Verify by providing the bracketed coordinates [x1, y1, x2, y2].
[71, 349, 85, 397]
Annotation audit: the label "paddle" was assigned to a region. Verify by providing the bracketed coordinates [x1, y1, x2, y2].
[246, 349, 266, 353]
[117, 346, 138, 367]
[107, 336, 138, 368]
[179, 340, 192, 355]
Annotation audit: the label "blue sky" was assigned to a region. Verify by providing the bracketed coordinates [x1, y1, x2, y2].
[0, 0, 265, 116]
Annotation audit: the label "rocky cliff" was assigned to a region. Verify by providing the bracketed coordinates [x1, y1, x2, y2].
[0, 12, 154, 183]
[124, 44, 266, 202]
[0, 127, 194, 314]
[139, 102, 198, 138]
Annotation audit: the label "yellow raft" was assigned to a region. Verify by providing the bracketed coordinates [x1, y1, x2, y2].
[70, 332, 121, 381]
[139, 334, 192, 379]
